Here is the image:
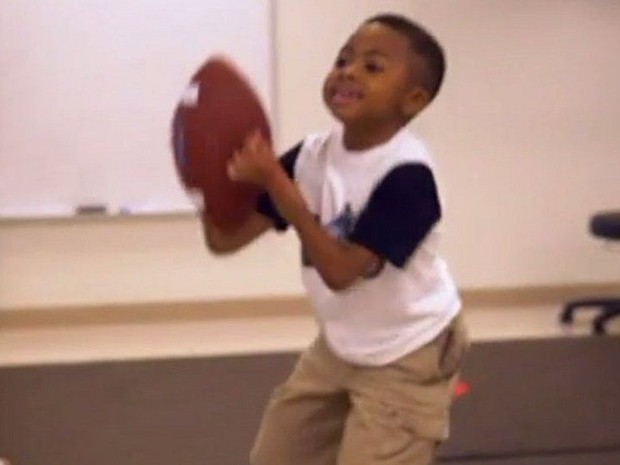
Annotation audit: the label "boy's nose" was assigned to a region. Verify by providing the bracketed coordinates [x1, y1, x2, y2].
[338, 63, 357, 80]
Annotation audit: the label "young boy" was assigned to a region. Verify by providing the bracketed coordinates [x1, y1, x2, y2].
[201, 13, 469, 465]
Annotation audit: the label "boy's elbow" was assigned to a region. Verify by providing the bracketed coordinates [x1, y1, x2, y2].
[322, 270, 356, 292]
[325, 280, 350, 292]
[204, 236, 238, 256]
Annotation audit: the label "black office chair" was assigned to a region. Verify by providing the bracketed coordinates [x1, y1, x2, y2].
[560, 211, 620, 335]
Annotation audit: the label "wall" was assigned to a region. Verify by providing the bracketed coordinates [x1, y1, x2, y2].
[3, 337, 620, 465]
[1, 0, 619, 311]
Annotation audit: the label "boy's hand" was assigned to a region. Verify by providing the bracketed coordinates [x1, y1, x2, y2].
[227, 130, 279, 188]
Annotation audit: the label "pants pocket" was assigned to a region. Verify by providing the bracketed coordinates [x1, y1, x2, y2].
[437, 314, 470, 380]
[349, 396, 444, 462]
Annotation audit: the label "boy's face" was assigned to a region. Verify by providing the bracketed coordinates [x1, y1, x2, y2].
[322, 22, 428, 131]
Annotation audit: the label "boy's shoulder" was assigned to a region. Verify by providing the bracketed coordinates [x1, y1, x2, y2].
[298, 127, 338, 158]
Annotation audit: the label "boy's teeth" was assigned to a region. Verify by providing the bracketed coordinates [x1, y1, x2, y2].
[331, 87, 360, 105]
[335, 89, 357, 99]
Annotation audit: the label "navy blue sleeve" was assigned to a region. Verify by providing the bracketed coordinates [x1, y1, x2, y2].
[255, 142, 302, 231]
[348, 163, 441, 268]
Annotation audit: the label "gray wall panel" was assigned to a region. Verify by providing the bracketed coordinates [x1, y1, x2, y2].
[1, 336, 619, 465]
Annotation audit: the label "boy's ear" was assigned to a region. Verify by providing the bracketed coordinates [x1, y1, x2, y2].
[401, 87, 430, 119]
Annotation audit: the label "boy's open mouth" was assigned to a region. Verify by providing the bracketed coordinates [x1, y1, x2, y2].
[331, 87, 362, 106]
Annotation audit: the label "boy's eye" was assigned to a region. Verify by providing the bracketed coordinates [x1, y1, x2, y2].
[335, 56, 348, 68]
[365, 61, 383, 73]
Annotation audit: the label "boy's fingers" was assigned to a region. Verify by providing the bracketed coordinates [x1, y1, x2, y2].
[227, 161, 238, 181]
[227, 151, 240, 180]
[247, 130, 261, 151]
[243, 130, 258, 149]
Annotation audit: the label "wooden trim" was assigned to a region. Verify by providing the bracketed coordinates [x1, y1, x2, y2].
[1, 283, 618, 330]
[0, 296, 311, 330]
[461, 282, 620, 307]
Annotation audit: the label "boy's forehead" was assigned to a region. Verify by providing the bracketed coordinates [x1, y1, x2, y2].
[340, 22, 410, 56]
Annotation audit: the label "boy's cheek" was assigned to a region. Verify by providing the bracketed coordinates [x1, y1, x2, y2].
[321, 78, 333, 102]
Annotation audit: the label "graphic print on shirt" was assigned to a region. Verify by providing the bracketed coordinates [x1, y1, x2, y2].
[301, 203, 354, 267]
[301, 203, 386, 279]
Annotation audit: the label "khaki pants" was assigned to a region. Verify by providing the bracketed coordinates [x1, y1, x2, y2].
[250, 314, 470, 465]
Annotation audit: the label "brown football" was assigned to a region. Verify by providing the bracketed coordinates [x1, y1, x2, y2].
[172, 56, 271, 231]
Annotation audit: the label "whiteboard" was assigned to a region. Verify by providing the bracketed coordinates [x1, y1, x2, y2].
[0, 0, 273, 218]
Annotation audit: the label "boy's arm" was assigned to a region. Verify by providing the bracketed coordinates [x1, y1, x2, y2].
[264, 170, 380, 290]
[228, 132, 381, 290]
[228, 132, 441, 291]
[263, 163, 441, 289]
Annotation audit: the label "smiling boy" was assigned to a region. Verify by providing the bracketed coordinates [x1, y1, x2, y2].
[201, 13, 469, 465]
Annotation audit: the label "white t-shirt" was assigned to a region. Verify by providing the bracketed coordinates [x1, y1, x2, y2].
[257, 126, 461, 366]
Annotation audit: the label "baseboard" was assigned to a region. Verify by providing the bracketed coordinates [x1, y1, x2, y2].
[1, 282, 618, 330]
[461, 282, 620, 307]
[0, 296, 311, 330]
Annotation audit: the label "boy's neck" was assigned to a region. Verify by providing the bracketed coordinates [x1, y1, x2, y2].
[342, 122, 406, 151]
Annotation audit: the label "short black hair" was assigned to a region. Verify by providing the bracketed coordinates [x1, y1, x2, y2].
[364, 13, 446, 101]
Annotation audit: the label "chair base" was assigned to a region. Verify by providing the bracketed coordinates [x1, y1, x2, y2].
[561, 298, 620, 335]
